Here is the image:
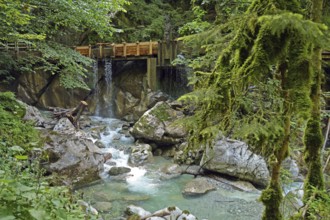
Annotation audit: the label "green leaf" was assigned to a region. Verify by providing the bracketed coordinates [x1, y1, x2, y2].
[15, 155, 28, 160]
[29, 209, 47, 220]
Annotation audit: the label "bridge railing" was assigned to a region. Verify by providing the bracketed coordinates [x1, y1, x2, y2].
[75, 41, 158, 59]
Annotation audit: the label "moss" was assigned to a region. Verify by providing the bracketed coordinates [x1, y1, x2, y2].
[260, 181, 283, 220]
[150, 103, 171, 121]
[127, 214, 141, 220]
[167, 206, 176, 211]
[303, 117, 325, 200]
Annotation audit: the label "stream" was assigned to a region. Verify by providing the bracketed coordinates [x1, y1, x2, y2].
[77, 116, 263, 220]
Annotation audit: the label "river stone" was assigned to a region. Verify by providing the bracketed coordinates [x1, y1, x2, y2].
[161, 163, 182, 175]
[108, 166, 131, 176]
[200, 138, 270, 187]
[182, 177, 216, 196]
[177, 212, 197, 220]
[126, 205, 151, 219]
[153, 206, 182, 219]
[93, 202, 112, 212]
[129, 143, 153, 166]
[131, 101, 186, 145]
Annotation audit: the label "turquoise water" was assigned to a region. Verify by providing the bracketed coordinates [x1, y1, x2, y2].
[78, 157, 263, 220]
[78, 117, 263, 219]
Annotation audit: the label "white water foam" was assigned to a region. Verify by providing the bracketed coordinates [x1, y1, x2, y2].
[93, 116, 159, 194]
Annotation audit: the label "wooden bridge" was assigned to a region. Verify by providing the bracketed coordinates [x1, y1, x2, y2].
[74, 41, 178, 67]
[0, 41, 179, 90]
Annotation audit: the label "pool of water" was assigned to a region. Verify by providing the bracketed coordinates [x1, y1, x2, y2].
[77, 117, 263, 220]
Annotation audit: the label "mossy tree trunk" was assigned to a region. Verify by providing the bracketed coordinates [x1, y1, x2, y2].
[303, 0, 325, 201]
[260, 64, 291, 220]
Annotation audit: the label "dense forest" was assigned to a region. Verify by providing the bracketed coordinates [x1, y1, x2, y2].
[1, 0, 330, 219]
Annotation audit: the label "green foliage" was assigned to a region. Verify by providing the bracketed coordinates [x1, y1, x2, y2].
[0, 92, 40, 152]
[0, 0, 128, 89]
[178, 0, 329, 219]
[112, 0, 192, 42]
[0, 149, 92, 220]
[0, 52, 17, 84]
[0, 92, 92, 219]
[18, 42, 93, 90]
[291, 188, 330, 220]
[178, 6, 210, 35]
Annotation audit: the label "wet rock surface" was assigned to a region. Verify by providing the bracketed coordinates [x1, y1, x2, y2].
[182, 177, 216, 196]
[201, 138, 270, 187]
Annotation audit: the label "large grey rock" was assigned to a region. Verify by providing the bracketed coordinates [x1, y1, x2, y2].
[182, 177, 216, 196]
[108, 166, 131, 176]
[129, 143, 153, 166]
[43, 131, 104, 186]
[201, 138, 270, 187]
[131, 101, 186, 145]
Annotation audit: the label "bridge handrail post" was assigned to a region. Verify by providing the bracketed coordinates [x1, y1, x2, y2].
[149, 40, 152, 55]
[123, 42, 127, 57]
[136, 42, 140, 56]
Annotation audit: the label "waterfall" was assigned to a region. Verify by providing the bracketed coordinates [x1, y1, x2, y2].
[103, 58, 114, 117]
[93, 60, 101, 116]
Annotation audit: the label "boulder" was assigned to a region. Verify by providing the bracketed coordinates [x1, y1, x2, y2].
[131, 101, 186, 145]
[160, 163, 182, 180]
[126, 205, 151, 219]
[129, 143, 153, 166]
[108, 166, 131, 176]
[182, 177, 216, 196]
[200, 138, 270, 187]
[43, 132, 105, 186]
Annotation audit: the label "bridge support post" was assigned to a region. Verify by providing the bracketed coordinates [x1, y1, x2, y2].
[147, 58, 157, 91]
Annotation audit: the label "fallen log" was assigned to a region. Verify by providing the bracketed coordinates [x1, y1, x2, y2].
[49, 101, 88, 129]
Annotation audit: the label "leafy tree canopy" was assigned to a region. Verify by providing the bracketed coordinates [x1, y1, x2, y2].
[0, 0, 129, 89]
